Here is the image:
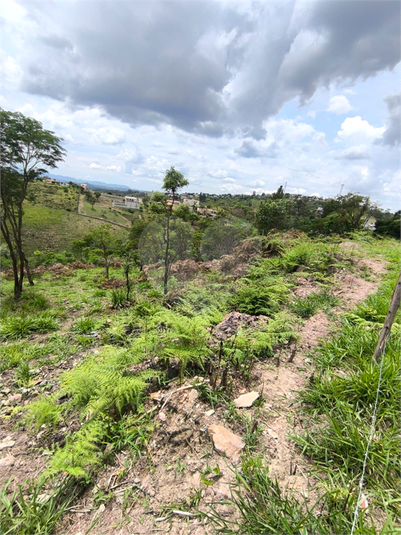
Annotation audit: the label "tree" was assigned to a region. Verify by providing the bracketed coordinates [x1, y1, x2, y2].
[86, 225, 114, 279]
[322, 193, 371, 234]
[255, 199, 293, 235]
[0, 109, 66, 299]
[162, 167, 189, 294]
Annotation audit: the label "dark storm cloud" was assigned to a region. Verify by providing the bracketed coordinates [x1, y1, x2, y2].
[379, 93, 401, 146]
[19, 0, 401, 137]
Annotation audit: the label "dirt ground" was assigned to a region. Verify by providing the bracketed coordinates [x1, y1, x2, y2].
[0, 249, 388, 535]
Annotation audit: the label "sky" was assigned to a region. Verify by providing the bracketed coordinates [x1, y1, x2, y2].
[1, 0, 400, 211]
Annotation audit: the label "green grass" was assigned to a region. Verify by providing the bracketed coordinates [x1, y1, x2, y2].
[81, 200, 131, 226]
[0, 312, 58, 340]
[0, 477, 80, 535]
[207, 456, 396, 534]
[293, 257, 401, 523]
[290, 289, 339, 318]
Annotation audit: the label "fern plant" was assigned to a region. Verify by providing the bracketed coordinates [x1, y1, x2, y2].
[153, 311, 210, 380]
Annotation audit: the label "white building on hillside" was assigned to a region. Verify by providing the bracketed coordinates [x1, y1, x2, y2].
[112, 196, 142, 210]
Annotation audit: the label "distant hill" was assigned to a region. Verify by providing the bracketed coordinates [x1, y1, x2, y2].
[48, 174, 143, 193]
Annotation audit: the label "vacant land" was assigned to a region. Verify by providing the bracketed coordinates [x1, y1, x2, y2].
[0, 232, 400, 535]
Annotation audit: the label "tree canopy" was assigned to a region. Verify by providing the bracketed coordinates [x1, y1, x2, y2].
[0, 109, 66, 298]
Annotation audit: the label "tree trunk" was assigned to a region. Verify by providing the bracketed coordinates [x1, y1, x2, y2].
[23, 253, 34, 286]
[163, 215, 170, 296]
[105, 254, 109, 279]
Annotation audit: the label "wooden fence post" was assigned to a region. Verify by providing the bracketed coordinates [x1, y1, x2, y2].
[372, 270, 401, 363]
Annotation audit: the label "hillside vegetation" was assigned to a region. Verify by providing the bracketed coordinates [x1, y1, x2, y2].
[0, 229, 399, 535]
[19, 183, 129, 256]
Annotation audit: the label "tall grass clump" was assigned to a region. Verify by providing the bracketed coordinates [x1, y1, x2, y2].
[0, 312, 58, 340]
[0, 477, 79, 535]
[294, 259, 401, 522]
[208, 456, 385, 535]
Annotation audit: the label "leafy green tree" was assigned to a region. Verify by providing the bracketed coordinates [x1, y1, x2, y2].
[85, 225, 114, 279]
[0, 109, 66, 299]
[162, 167, 188, 294]
[375, 211, 400, 239]
[322, 193, 371, 234]
[255, 199, 292, 235]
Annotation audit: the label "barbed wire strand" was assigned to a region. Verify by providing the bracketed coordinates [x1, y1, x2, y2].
[349, 332, 390, 535]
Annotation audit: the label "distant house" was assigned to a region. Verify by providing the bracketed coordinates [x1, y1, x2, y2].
[112, 196, 142, 210]
[124, 196, 141, 209]
[197, 207, 217, 218]
[44, 178, 59, 185]
[182, 198, 200, 212]
[363, 217, 376, 231]
[80, 183, 87, 191]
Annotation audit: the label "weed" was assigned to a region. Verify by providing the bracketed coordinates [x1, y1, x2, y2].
[25, 396, 63, 431]
[0, 312, 58, 340]
[291, 290, 339, 319]
[111, 288, 128, 309]
[0, 476, 79, 535]
[15, 360, 31, 387]
[207, 456, 380, 534]
[71, 316, 96, 334]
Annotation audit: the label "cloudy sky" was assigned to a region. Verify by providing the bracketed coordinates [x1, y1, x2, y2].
[1, 0, 400, 210]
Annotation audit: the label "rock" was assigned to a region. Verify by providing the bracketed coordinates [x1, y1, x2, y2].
[266, 428, 278, 439]
[186, 389, 199, 404]
[234, 391, 260, 408]
[9, 394, 23, 404]
[96, 504, 105, 516]
[204, 409, 215, 417]
[158, 411, 167, 422]
[0, 455, 16, 468]
[0, 437, 15, 450]
[208, 425, 245, 461]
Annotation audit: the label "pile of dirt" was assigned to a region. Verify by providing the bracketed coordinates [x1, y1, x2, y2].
[214, 311, 268, 340]
[99, 278, 125, 289]
[170, 259, 200, 279]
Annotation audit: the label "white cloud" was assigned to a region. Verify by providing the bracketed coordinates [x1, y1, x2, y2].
[334, 145, 370, 160]
[94, 128, 126, 145]
[208, 169, 228, 179]
[327, 95, 352, 115]
[89, 162, 122, 172]
[337, 116, 385, 141]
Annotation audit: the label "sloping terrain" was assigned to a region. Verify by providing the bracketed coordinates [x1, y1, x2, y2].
[0, 232, 399, 535]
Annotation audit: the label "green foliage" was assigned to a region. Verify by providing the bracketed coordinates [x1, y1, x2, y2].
[15, 360, 31, 386]
[255, 198, 294, 234]
[291, 290, 338, 318]
[154, 311, 210, 378]
[0, 312, 58, 340]
[375, 211, 400, 239]
[208, 456, 381, 535]
[162, 166, 189, 195]
[61, 346, 156, 416]
[138, 216, 193, 265]
[200, 217, 254, 260]
[0, 477, 79, 535]
[231, 279, 290, 316]
[48, 420, 105, 480]
[26, 396, 63, 431]
[111, 288, 128, 309]
[71, 316, 96, 334]
[295, 263, 401, 516]
[1, 290, 50, 315]
[1, 109, 66, 299]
